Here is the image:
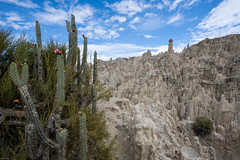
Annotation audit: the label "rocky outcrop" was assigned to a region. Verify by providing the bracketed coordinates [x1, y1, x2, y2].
[98, 34, 240, 160]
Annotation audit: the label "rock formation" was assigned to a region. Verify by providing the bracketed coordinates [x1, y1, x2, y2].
[98, 34, 240, 160]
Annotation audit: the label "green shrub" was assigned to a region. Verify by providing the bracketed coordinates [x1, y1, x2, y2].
[192, 116, 213, 136]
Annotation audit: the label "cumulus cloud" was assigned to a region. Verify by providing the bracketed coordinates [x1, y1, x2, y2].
[130, 17, 141, 24]
[106, 0, 143, 17]
[34, 1, 68, 25]
[0, 0, 39, 8]
[105, 15, 127, 23]
[34, 2, 94, 25]
[192, 0, 240, 42]
[68, 4, 94, 24]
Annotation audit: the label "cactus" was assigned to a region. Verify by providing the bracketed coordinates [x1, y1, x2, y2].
[93, 51, 97, 84]
[10, 62, 59, 149]
[33, 44, 38, 76]
[77, 47, 81, 72]
[66, 14, 78, 69]
[35, 21, 43, 82]
[35, 21, 42, 48]
[79, 113, 87, 160]
[92, 85, 96, 114]
[92, 51, 97, 114]
[82, 36, 87, 69]
[56, 54, 65, 106]
[56, 128, 68, 160]
[10, 62, 22, 86]
[8, 15, 102, 159]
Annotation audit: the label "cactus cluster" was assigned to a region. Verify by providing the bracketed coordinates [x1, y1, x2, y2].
[8, 15, 100, 159]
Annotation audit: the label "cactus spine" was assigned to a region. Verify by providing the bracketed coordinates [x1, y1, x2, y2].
[79, 113, 87, 160]
[35, 21, 43, 82]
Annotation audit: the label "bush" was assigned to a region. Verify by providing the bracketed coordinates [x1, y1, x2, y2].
[192, 116, 213, 136]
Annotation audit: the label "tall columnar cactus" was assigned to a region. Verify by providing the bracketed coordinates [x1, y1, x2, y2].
[92, 51, 97, 114]
[66, 14, 78, 69]
[92, 85, 96, 114]
[93, 51, 97, 84]
[82, 35, 87, 70]
[79, 113, 87, 160]
[56, 54, 65, 106]
[35, 21, 43, 82]
[33, 44, 38, 76]
[77, 47, 81, 72]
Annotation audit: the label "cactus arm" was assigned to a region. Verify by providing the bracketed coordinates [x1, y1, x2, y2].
[66, 20, 70, 32]
[22, 63, 29, 85]
[10, 62, 22, 86]
[79, 113, 87, 160]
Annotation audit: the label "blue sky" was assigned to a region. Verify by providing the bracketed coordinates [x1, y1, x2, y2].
[0, 0, 240, 60]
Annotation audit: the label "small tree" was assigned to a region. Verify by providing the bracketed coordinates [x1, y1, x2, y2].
[192, 116, 213, 136]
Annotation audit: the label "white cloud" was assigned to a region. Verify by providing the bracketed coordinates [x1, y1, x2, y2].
[5, 12, 23, 22]
[144, 13, 157, 17]
[162, 0, 170, 6]
[86, 42, 185, 61]
[169, 0, 183, 11]
[34, 1, 68, 25]
[83, 26, 120, 40]
[87, 43, 157, 60]
[68, 4, 94, 24]
[105, 15, 127, 23]
[143, 34, 155, 38]
[130, 17, 141, 24]
[34, 2, 94, 25]
[106, 0, 143, 17]
[0, 20, 7, 25]
[0, 0, 39, 8]
[167, 13, 183, 24]
[156, 3, 164, 10]
[118, 27, 125, 31]
[182, 0, 200, 9]
[192, 0, 240, 42]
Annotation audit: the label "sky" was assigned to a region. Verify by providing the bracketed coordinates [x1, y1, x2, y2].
[0, 0, 240, 61]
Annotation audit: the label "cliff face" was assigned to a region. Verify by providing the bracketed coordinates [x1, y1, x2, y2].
[97, 34, 240, 160]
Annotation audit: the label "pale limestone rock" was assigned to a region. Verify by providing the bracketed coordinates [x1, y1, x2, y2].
[98, 34, 240, 159]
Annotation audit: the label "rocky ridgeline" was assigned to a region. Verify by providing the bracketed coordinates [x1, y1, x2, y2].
[97, 34, 240, 160]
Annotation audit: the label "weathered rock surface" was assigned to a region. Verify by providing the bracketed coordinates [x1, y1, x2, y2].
[98, 34, 240, 160]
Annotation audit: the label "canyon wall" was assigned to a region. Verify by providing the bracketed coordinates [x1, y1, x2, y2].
[98, 34, 240, 160]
